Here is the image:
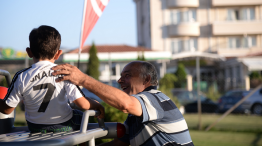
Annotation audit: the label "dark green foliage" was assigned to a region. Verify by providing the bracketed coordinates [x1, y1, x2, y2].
[159, 73, 180, 108]
[101, 102, 128, 123]
[249, 71, 261, 79]
[178, 59, 206, 67]
[90, 102, 128, 123]
[206, 84, 221, 102]
[89, 102, 128, 144]
[249, 71, 262, 88]
[0, 78, 8, 87]
[159, 73, 177, 89]
[137, 51, 146, 61]
[86, 42, 100, 80]
[174, 63, 187, 88]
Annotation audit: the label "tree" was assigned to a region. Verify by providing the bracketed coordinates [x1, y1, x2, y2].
[159, 73, 177, 90]
[174, 63, 187, 88]
[137, 51, 146, 61]
[250, 71, 261, 79]
[86, 42, 100, 80]
[159, 73, 180, 108]
[249, 71, 262, 88]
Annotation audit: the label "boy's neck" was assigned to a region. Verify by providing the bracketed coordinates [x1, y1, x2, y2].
[33, 58, 56, 64]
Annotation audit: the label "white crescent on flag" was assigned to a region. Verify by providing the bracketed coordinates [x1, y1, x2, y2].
[80, 0, 109, 49]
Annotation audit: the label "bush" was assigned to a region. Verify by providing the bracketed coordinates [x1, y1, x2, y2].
[174, 63, 187, 88]
[89, 102, 128, 144]
[0, 77, 8, 87]
[249, 71, 261, 79]
[159, 73, 180, 108]
[206, 85, 221, 102]
[159, 73, 177, 89]
[249, 71, 262, 88]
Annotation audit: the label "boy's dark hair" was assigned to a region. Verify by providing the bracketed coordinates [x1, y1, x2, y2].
[29, 25, 61, 60]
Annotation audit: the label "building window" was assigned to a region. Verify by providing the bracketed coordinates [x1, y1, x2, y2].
[171, 38, 198, 54]
[227, 8, 255, 21]
[228, 36, 256, 49]
[99, 64, 106, 72]
[171, 40, 182, 54]
[170, 9, 196, 24]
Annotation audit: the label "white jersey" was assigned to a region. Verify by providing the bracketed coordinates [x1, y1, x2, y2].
[4, 61, 84, 124]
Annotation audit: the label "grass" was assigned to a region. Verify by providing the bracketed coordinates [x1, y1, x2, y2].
[14, 106, 27, 127]
[190, 130, 262, 146]
[13, 111, 262, 146]
[184, 113, 262, 133]
[184, 113, 262, 146]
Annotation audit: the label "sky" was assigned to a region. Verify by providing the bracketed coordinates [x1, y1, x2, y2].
[0, 0, 137, 51]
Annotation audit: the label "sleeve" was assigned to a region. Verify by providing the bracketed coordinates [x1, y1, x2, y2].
[132, 93, 165, 123]
[64, 81, 85, 103]
[118, 118, 130, 144]
[4, 75, 23, 108]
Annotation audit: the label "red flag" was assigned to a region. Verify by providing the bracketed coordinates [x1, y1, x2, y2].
[80, 0, 109, 50]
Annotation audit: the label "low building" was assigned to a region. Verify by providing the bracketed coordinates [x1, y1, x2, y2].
[59, 45, 171, 85]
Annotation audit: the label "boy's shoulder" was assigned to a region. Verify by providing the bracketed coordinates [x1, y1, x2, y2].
[13, 66, 33, 81]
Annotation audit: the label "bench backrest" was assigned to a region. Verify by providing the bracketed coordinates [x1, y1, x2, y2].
[0, 70, 15, 135]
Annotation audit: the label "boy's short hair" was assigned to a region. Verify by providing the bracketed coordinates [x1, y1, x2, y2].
[29, 25, 61, 60]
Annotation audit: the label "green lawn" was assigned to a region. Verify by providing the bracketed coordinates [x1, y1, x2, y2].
[184, 113, 262, 133]
[190, 130, 262, 146]
[13, 111, 262, 146]
[184, 114, 262, 146]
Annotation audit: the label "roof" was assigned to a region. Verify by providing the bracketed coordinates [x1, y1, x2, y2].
[68, 45, 152, 53]
[242, 58, 262, 71]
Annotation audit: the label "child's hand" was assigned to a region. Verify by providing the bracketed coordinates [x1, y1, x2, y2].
[73, 97, 104, 119]
[91, 99, 105, 119]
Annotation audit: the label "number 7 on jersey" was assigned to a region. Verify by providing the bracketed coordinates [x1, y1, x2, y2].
[33, 83, 56, 112]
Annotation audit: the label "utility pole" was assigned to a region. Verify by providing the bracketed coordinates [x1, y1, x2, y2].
[196, 57, 202, 130]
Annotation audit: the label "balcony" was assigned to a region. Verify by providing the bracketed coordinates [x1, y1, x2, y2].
[217, 47, 262, 57]
[212, 0, 262, 6]
[167, 23, 200, 37]
[212, 21, 262, 35]
[167, 0, 199, 8]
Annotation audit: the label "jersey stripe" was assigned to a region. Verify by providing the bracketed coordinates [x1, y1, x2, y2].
[151, 93, 177, 111]
[3, 66, 32, 101]
[75, 85, 85, 97]
[138, 94, 158, 121]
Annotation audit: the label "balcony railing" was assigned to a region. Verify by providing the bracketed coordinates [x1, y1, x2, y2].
[167, 22, 200, 37]
[212, 21, 262, 35]
[167, 0, 199, 8]
[212, 0, 262, 6]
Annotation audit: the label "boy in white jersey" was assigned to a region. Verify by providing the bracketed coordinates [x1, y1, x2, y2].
[0, 25, 104, 133]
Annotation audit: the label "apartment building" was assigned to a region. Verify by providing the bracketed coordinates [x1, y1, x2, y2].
[134, 0, 262, 90]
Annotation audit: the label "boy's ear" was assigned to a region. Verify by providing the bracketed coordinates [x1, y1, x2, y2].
[54, 50, 63, 60]
[26, 47, 34, 58]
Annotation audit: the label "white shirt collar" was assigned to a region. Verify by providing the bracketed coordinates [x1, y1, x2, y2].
[32, 61, 55, 68]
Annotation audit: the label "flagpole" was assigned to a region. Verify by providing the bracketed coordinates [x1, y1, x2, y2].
[78, 0, 88, 68]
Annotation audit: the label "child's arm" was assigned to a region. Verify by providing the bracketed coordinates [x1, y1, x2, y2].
[73, 97, 105, 119]
[0, 100, 15, 114]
